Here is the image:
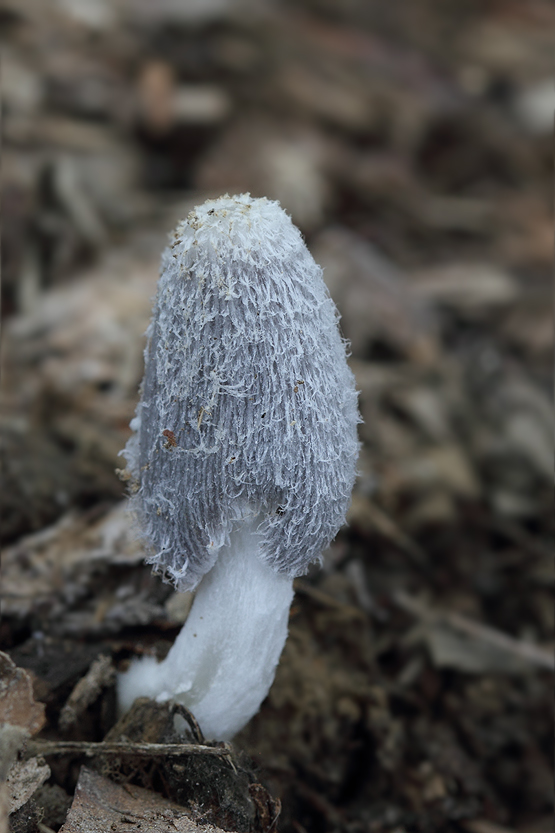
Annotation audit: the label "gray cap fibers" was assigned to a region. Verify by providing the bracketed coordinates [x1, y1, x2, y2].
[123, 194, 360, 591]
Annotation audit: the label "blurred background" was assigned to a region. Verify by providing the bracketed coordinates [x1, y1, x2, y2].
[1, 1, 553, 832]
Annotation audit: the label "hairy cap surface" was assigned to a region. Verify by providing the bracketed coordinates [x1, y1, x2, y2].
[123, 194, 360, 590]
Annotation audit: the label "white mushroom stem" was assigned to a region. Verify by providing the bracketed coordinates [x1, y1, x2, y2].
[117, 522, 294, 741]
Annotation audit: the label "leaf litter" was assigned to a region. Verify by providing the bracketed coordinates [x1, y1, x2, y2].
[0, 0, 552, 831]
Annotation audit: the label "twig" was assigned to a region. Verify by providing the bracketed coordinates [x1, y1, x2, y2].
[473, 512, 553, 564]
[363, 501, 429, 569]
[393, 589, 554, 671]
[29, 740, 232, 760]
[170, 701, 204, 744]
[294, 579, 366, 620]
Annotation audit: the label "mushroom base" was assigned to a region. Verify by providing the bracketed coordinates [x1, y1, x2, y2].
[117, 523, 294, 740]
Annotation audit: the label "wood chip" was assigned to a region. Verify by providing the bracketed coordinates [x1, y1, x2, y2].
[58, 655, 115, 730]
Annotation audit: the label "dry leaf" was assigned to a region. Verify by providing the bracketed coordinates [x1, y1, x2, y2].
[59, 767, 228, 833]
[0, 653, 45, 736]
[6, 758, 50, 815]
[1, 503, 146, 623]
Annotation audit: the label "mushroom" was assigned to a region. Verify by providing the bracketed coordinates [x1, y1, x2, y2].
[117, 194, 360, 740]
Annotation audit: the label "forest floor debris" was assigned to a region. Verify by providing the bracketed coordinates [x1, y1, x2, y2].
[1, 1, 552, 832]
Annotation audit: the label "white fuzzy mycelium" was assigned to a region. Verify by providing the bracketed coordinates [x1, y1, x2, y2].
[118, 194, 360, 740]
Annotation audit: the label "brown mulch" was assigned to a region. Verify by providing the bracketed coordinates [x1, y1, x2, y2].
[1, 1, 552, 833]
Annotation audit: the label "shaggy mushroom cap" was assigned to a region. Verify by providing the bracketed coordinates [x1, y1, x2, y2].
[123, 193, 360, 592]
[118, 194, 360, 740]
